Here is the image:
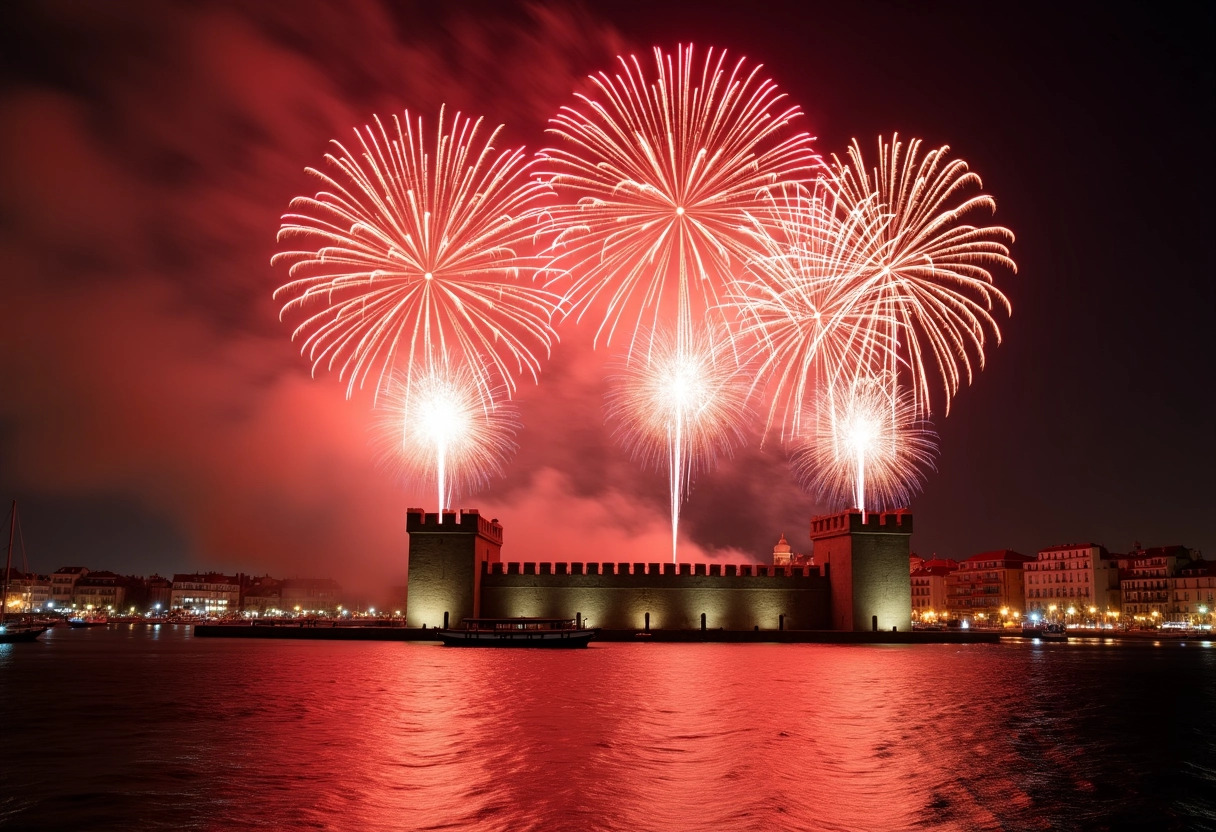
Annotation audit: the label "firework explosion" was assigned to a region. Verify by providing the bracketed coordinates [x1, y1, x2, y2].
[733, 180, 894, 441]
[274, 50, 1014, 550]
[828, 134, 1015, 418]
[605, 327, 752, 561]
[790, 377, 938, 517]
[536, 44, 823, 357]
[273, 107, 560, 403]
[373, 363, 521, 517]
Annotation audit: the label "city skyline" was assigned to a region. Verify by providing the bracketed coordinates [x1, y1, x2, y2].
[0, 2, 1211, 594]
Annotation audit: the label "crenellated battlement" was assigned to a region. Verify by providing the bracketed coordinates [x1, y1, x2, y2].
[483, 561, 818, 579]
[406, 507, 503, 544]
[809, 509, 913, 539]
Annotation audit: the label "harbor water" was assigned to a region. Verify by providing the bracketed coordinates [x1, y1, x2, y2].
[1, 625, 1214, 831]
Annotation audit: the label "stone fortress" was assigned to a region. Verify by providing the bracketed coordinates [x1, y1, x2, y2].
[404, 507, 914, 633]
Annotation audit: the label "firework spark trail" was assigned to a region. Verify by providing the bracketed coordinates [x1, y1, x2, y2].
[791, 376, 938, 518]
[605, 326, 751, 561]
[733, 180, 899, 441]
[536, 44, 824, 360]
[830, 134, 1016, 419]
[273, 107, 561, 403]
[374, 363, 521, 517]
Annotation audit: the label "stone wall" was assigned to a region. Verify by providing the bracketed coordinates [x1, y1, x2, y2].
[479, 562, 831, 630]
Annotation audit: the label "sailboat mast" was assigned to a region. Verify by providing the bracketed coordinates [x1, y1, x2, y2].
[2, 500, 14, 624]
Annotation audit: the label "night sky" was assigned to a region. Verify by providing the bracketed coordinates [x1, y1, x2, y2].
[0, 1, 1211, 593]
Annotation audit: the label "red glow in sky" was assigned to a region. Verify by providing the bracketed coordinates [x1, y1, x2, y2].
[0, 1, 1211, 590]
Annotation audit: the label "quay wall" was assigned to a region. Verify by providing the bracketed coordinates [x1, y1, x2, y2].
[478, 562, 831, 631]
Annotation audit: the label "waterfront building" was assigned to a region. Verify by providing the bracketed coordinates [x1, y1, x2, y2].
[241, 575, 284, 616]
[2, 568, 52, 612]
[910, 559, 958, 622]
[73, 571, 137, 613]
[1024, 543, 1118, 622]
[1171, 558, 1214, 625]
[2, 569, 51, 613]
[145, 574, 173, 612]
[170, 572, 240, 615]
[946, 551, 1034, 624]
[405, 508, 913, 633]
[281, 578, 343, 614]
[1120, 545, 1190, 623]
[50, 566, 88, 608]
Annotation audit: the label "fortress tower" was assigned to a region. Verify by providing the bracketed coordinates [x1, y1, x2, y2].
[405, 508, 502, 629]
[810, 510, 913, 632]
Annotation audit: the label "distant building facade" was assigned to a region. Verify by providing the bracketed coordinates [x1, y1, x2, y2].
[241, 576, 284, 616]
[910, 559, 958, 620]
[946, 550, 1034, 623]
[145, 575, 173, 612]
[170, 573, 240, 615]
[3, 568, 52, 612]
[1024, 543, 1118, 619]
[1172, 559, 1215, 625]
[281, 578, 343, 614]
[50, 566, 88, 608]
[1120, 546, 1190, 622]
[772, 534, 813, 567]
[73, 571, 137, 612]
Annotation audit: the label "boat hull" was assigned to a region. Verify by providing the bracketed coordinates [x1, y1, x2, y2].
[1022, 626, 1068, 642]
[0, 624, 49, 643]
[437, 629, 597, 648]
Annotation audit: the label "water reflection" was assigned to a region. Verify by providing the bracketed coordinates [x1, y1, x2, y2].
[0, 630, 1212, 831]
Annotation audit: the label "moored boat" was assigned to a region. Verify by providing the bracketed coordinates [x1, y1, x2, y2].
[437, 617, 597, 648]
[1020, 622, 1068, 641]
[67, 615, 108, 628]
[2, 500, 50, 644]
[0, 619, 49, 643]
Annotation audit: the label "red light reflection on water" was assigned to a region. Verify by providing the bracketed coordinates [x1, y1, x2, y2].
[210, 642, 1043, 831]
[5, 632, 1209, 831]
